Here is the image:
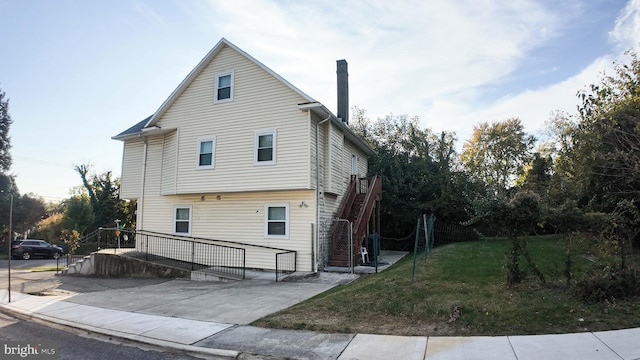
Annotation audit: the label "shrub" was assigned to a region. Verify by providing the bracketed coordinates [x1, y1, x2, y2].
[575, 268, 640, 303]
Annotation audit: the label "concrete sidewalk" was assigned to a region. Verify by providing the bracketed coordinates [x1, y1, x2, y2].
[1, 287, 639, 360]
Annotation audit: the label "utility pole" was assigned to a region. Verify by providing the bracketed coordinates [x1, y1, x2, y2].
[7, 194, 12, 303]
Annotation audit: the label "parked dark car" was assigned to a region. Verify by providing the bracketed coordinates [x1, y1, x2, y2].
[11, 239, 64, 260]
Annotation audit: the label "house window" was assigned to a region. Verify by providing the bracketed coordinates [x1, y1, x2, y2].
[215, 71, 234, 103]
[174, 206, 192, 235]
[265, 203, 289, 238]
[197, 136, 216, 169]
[255, 129, 277, 165]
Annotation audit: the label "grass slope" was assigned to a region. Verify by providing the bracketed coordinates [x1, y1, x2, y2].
[253, 236, 640, 336]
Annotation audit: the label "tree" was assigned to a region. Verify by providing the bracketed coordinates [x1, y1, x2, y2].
[550, 52, 640, 251]
[0, 88, 13, 173]
[461, 118, 536, 197]
[75, 164, 135, 231]
[572, 52, 640, 209]
[470, 191, 546, 287]
[12, 194, 47, 236]
[61, 194, 95, 234]
[353, 111, 477, 238]
[517, 153, 552, 195]
[31, 213, 64, 243]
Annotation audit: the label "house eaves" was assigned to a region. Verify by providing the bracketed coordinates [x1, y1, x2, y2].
[111, 115, 176, 140]
[111, 115, 151, 140]
[298, 102, 374, 156]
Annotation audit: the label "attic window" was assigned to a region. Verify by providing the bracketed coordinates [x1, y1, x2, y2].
[215, 70, 234, 103]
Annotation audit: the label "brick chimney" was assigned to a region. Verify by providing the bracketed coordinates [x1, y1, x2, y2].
[336, 59, 349, 124]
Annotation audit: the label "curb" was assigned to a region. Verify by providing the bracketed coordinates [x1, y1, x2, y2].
[0, 304, 240, 360]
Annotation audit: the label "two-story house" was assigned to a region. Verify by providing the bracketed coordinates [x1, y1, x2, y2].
[113, 38, 381, 273]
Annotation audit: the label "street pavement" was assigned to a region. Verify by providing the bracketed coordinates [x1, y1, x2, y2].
[1, 262, 639, 359]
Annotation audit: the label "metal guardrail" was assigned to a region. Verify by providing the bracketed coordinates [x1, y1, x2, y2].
[276, 251, 296, 282]
[138, 232, 246, 280]
[57, 228, 297, 281]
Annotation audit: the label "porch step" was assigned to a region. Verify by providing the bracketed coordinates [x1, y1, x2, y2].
[62, 255, 94, 275]
[328, 259, 351, 267]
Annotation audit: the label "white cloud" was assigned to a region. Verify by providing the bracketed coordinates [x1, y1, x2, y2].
[201, 0, 568, 126]
[610, 0, 640, 52]
[452, 0, 640, 144]
[10, 0, 638, 199]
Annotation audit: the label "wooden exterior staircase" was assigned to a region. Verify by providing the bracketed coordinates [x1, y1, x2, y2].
[328, 175, 382, 267]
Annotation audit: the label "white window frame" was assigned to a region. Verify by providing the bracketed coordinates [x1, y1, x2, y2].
[254, 129, 277, 166]
[214, 70, 234, 103]
[264, 203, 289, 239]
[196, 136, 216, 169]
[174, 205, 192, 236]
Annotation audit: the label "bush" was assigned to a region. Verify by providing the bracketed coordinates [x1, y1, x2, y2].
[575, 268, 640, 303]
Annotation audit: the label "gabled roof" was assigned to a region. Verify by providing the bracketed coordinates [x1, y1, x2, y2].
[112, 38, 373, 154]
[113, 38, 318, 140]
[145, 38, 318, 129]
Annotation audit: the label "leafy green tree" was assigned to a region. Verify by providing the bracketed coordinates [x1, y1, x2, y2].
[0, 88, 13, 173]
[61, 194, 95, 234]
[540, 51, 640, 301]
[573, 52, 640, 209]
[60, 229, 81, 254]
[30, 213, 64, 243]
[461, 118, 536, 197]
[353, 111, 477, 238]
[0, 173, 18, 240]
[517, 153, 552, 195]
[12, 193, 46, 236]
[470, 191, 546, 287]
[546, 52, 640, 250]
[75, 164, 135, 230]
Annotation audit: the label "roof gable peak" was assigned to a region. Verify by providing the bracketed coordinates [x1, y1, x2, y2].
[144, 37, 316, 129]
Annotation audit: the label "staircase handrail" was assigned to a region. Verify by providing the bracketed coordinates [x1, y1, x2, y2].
[335, 175, 358, 219]
[352, 175, 382, 245]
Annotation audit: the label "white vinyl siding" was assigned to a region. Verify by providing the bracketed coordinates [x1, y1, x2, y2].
[161, 131, 178, 195]
[328, 124, 344, 194]
[138, 190, 316, 271]
[345, 139, 368, 179]
[119, 139, 144, 199]
[152, 45, 310, 194]
[351, 154, 359, 175]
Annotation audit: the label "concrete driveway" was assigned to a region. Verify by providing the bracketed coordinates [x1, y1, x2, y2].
[0, 267, 357, 325]
[59, 277, 345, 324]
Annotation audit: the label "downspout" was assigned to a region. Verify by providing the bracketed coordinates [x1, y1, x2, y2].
[315, 114, 331, 272]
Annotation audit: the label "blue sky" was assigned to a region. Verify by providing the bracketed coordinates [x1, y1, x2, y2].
[1, 0, 639, 201]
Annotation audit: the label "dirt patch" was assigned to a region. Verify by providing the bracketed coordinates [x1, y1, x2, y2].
[254, 307, 464, 336]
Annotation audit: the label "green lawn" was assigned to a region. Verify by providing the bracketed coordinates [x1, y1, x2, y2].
[253, 235, 640, 336]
